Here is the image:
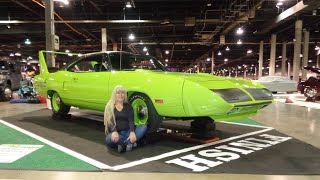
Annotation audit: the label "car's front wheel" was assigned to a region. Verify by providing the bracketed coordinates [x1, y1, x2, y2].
[304, 87, 317, 98]
[129, 93, 162, 133]
[50, 91, 70, 117]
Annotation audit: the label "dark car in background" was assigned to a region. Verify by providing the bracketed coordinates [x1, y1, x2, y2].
[0, 61, 22, 101]
[297, 66, 320, 98]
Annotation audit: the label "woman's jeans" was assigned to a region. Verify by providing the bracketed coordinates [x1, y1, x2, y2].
[105, 124, 147, 148]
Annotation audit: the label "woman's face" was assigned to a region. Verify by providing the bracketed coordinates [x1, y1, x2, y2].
[115, 90, 125, 103]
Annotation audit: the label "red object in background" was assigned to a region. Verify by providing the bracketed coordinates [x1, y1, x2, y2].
[35, 95, 47, 103]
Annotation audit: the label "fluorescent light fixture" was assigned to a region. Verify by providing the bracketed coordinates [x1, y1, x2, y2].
[25, 39, 31, 45]
[165, 64, 168, 67]
[165, 50, 170, 54]
[139, 40, 143, 45]
[236, 28, 243, 35]
[217, 51, 222, 55]
[315, 46, 319, 50]
[224, 59, 228, 62]
[143, 47, 147, 52]
[237, 39, 242, 44]
[165, 59, 168, 62]
[207, 58, 211, 61]
[78, 54, 82, 57]
[277, 2, 283, 6]
[54, 0, 69, 5]
[68, 53, 73, 57]
[279, 56, 282, 58]
[308, 60, 312, 62]
[65, 50, 70, 53]
[300, 54, 303, 58]
[128, 34, 135, 40]
[9, 53, 14, 57]
[226, 46, 230, 51]
[126, 2, 132, 8]
[15, 52, 21, 56]
[247, 49, 252, 54]
[146, 52, 149, 56]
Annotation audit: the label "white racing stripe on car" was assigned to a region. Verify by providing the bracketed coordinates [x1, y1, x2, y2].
[110, 127, 274, 171]
[0, 119, 112, 170]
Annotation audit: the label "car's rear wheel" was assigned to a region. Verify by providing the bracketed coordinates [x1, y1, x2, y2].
[129, 93, 162, 133]
[1, 85, 12, 101]
[304, 87, 317, 98]
[50, 91, 70, 117]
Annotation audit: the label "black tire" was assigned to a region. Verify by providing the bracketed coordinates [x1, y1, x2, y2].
[129, 93, 163, 133]
[50, 91, 70, 118]
[1, 85, 12, 101]
[304, 87, 317, 98]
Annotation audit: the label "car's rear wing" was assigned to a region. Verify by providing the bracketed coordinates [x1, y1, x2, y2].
[38, 50, 82, 74]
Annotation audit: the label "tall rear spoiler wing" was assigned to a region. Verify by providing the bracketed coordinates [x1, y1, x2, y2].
[38, 50, 82, 74]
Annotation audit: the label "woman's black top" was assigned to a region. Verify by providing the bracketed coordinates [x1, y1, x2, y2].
[114, 103, 135, 132]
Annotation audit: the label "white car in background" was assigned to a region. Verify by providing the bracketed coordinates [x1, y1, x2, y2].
[253, 76, 297, 94]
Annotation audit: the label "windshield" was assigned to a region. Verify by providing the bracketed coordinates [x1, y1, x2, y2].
[108, 52, 168, 71]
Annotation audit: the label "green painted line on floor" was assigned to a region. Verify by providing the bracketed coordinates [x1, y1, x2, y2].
[0, 123, 99, 171]
[224, 118, 265, 126]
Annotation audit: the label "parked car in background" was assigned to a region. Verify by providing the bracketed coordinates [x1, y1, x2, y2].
[253, 76, 297, 94]
[297, 66, 320, 98]
[0, 61, 22, 101]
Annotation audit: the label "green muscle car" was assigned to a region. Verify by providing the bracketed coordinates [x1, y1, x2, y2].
[33, 51, 273, 132]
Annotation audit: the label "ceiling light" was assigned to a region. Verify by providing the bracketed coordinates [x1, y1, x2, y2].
[139, 40, 143, 45]
[25, 39, 31, 45]
[277, 2, 283, 6]
[237, 39, 242, 44]
[300, 54, 303, 58]
[279, 56, 282, 58]
[165, 59, 168, 62]
[7, 25, 10, 29]
[308, 60, 312, 62]
[126, 2, 132, 8]
[68, 53, 73, 57]
[165, 50, 170, 54]
[143, 47, 148, 52]
[236, 28, 243, 35]
[54, 0, 69, 5]
[128, 33, 135, 40]
[224, 59, 228, 62]
[146, 52, 149, 56]
[226, 46, 230, 51]
[65, 50, 70, 53]
[315, 46, 320, 50]
[15, 52, 21, 56]
[207, 58, 211, 61]
[217, 51, 222, 56]
[9, 53, 14, 57]
[165, 64, 168, 67]
[247, 49, 252, 54]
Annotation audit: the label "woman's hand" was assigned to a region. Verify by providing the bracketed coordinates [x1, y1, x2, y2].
[111, 131, 119, 143]
[129, 131, 137, 143]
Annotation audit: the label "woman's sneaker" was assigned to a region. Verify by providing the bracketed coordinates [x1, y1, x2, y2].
[117, 143, 127, 153]
[126, 143, 133, 152]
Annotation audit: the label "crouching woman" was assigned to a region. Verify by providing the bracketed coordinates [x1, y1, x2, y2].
[104, 85, 147, 153]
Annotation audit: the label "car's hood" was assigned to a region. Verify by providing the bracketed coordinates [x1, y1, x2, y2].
[151, 71, 226, 82]
[149, 71, 262, 89]
[303, 66, 320, 74]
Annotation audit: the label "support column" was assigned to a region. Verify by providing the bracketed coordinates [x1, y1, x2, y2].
[302, 30, 309, 80]
[269, 34, 276, 76]
[45, 0, 55, 67]
[288, 62, 291, 79]
[258, 41, 264, 78]
[293, 20, 303, 82]
[102, 28, 107, 51]
[281, 42, 287, 76]
[211, 48, 215, 75]
[317, 53, 319, 68]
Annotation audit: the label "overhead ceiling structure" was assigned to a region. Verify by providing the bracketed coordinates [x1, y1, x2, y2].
[0, 0, 319, 72]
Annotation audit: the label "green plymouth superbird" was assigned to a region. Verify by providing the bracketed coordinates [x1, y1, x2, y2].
[33, 51, 273, 132]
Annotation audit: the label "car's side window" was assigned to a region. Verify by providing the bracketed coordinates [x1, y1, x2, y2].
[68, 54, 105, 72]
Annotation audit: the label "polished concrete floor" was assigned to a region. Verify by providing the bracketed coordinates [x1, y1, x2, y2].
[0, 99, 320, 179]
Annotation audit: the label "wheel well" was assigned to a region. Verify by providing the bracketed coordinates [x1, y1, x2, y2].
[47, 90, 56, 98]
[128, 91, 150, 101]
[6, 80, 11, 87]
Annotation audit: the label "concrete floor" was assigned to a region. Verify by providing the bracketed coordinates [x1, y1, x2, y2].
[0, 99, 320, 180]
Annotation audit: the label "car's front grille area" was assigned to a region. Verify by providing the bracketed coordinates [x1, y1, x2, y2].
[212, 88, 252, 103]
[245, 88, 273, 100]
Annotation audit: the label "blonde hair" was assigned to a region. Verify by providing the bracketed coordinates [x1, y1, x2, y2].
[104, 85, 128, 134]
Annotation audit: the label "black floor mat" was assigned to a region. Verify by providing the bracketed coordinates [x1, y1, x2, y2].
[2, 108, 320, 174]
